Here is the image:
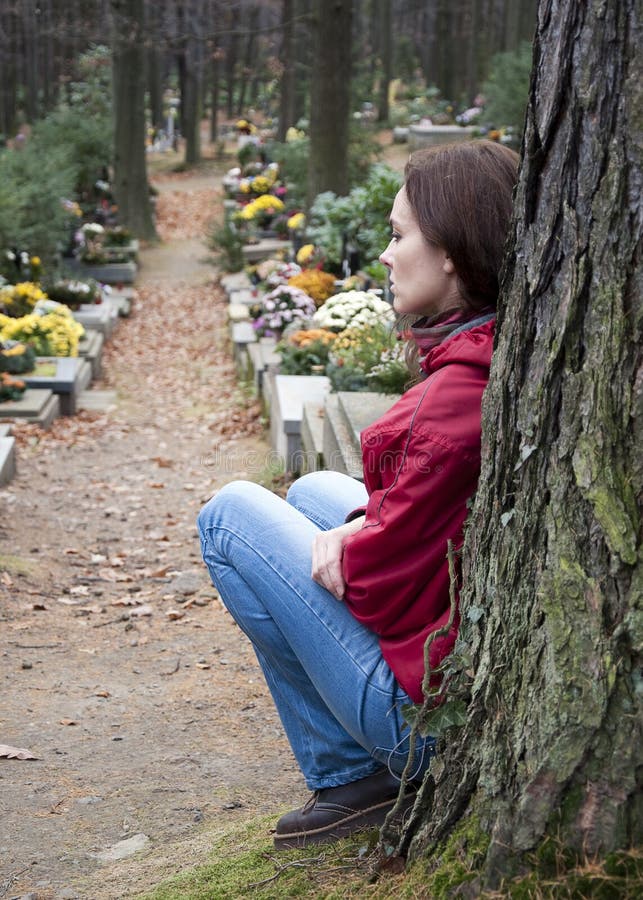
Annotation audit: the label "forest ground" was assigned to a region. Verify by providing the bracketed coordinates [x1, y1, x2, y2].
[0, 135, 408, 900]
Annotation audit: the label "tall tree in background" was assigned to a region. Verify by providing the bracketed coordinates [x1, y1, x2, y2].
[277, 0, 296, 141]
[307, 0, 352, 203]
[391, 0, 641, 888]
[110, 0, 157, 240]
[376, 0, 392, 122]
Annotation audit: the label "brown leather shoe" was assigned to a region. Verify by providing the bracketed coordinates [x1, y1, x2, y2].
[273, 769, 417, 850]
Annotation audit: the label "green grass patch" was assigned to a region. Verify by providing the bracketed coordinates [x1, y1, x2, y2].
[0, 553, 36, 576]
[32, 362, 58, 377]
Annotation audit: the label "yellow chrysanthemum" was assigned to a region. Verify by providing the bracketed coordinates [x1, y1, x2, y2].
[296, 244, 315, 265]
[287, 212, 305, 231]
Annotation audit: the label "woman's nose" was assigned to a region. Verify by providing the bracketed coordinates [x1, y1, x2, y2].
[379, 242, 393, 267]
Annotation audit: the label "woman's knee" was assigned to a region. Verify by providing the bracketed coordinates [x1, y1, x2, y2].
[197, 479, 269, 538]
[286, 471, 356, 509]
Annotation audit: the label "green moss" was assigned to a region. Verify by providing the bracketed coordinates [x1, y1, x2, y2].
[0, 553, 35, 575]
[403, 814, 490, 899]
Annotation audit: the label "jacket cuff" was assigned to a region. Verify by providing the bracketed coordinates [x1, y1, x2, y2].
[344, 506, 367, 524]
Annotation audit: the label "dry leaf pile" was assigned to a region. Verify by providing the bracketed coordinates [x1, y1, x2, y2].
[155, 186, 222, 242]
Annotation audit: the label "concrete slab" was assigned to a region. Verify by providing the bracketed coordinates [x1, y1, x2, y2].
[220, 272, 251, 293]
[78, 330, 104, 379]
[228, 303, 250, 323]
[0, 389, 60, 428]
[322, 394, 364, 480]
[74, 305, 115, 336]
[337, 392, 397, 447]
[300, 400, 326, 473]
[247, 338, 280, 395]
[241, 239, 291, 263]
[21, 357, 93, 416]
[270, 374, 329, 474]
[228, 288, 259, 306]
[0, 435, 16, 486]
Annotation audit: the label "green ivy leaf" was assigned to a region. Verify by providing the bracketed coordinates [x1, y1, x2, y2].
[418, 700, 468, 737]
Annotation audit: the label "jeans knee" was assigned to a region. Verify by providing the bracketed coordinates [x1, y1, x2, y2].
[197, 480, 259, 539]
[286, 471, 339, 509]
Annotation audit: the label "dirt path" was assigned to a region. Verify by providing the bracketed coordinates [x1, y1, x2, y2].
[0, 165, 301, 899]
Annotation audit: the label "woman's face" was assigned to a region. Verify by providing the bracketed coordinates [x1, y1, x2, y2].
[379, 187, 462, 318]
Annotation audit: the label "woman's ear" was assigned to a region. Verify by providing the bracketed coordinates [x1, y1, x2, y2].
[443, 255, 456, 275]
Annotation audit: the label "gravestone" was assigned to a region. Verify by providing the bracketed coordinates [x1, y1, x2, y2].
[0, 388, 60, 428]
[0, 423, 16, 486]
[78, 330, 105, 379]
[408, 124, 476, 151]
[269, 374, 330, 474]
[21, 357, 92, 416]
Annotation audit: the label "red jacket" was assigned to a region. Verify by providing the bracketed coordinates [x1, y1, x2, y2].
[342, 319, 494, 703]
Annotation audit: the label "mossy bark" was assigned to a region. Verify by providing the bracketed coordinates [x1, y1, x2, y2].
[403, 0, 641, 887]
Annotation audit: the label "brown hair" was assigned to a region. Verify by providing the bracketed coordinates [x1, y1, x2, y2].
[403, 139, 519, 312]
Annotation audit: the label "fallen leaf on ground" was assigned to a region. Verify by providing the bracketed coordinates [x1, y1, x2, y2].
[151, 456, 173, 467]
[130, 604, 153, 617]
[1, 572, 13, 586]
[59, 719, 77, 726]
[147, 482, 166, 489]
[166, 609, 185, 621]
[95, 690, 111, 698]
[0, 743, 38, 760]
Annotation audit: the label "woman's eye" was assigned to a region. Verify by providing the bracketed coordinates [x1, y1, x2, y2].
[391, 231, 401, 242]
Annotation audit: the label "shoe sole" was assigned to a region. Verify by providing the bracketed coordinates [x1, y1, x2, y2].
[273, 792, 416, 850]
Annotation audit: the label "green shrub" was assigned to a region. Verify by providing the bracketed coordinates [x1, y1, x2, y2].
[482, 41, 533, 133]
[208, 220, 245, 272]
[0, 46, 112, 263]
[308, 163, 402, 269]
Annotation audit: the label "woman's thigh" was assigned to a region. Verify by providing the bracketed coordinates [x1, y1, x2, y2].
[286, 471, 368, 531]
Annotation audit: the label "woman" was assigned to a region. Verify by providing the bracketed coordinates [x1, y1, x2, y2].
[198, 140, 519, 849]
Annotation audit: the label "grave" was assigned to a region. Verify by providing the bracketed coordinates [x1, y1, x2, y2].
[408, 124, 475, 151]
[269, 374, 330, 474]
[247, 338, 280, 395]
[220, 271, 252, 294]
[300, 400, 326, 473]
[231, 320, 258, 375]
[73, 303, 117, 336]
[322, 391, 398, 480]
[72, 260, 138, 285]
[78, 330, 105, 379]
[0, 423, 16, 486]
[0, 388, 60, 428]
[103, 288, 133, 317]
[21, 357, 92, 416]
[241, 238, 291, 263]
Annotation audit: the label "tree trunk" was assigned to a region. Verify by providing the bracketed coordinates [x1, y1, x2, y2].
[396, 0, 641, 888]
[307, 0, 352, 204]
[111, 0, 157, 240]
[209, 50, 220, 142]
[277, 0, 296, 141]
[376, 0, 392, 123]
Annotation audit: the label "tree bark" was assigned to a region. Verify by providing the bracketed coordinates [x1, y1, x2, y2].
[111, 0, 157, 240]
[376, 0, 392, 123]
[277, 0, 296, 141]
[397, 0, 642, 887]
[307, 0, 352, 204]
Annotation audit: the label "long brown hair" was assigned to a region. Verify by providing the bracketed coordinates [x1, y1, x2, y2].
[400, 139, 519, 382]
[404, 139, 519, 312]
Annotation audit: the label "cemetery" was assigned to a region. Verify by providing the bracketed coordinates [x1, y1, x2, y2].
[0, 2, 639, 899]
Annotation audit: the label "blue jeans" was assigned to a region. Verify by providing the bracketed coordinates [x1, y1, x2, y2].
[198, 471, 434, 791]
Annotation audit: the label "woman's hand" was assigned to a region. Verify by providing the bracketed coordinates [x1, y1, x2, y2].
[311, 516, 365, 600]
